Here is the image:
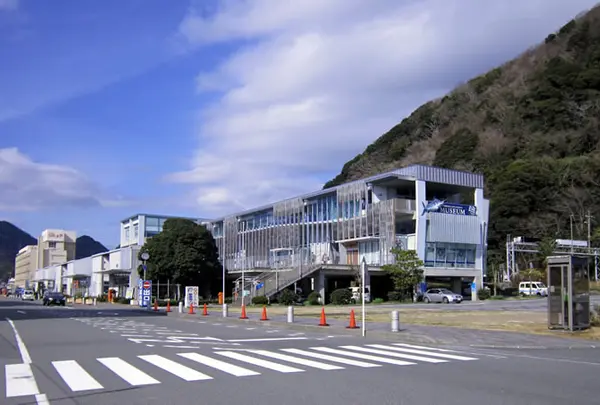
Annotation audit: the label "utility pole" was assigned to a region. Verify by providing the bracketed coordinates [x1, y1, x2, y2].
[586, 210, 593, 248]
[570, 214, 574, 254]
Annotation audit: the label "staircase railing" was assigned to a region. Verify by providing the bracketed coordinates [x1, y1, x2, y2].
[261, 263, 323, 298]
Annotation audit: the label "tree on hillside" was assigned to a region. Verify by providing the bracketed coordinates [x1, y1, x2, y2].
[138, 218, 221, 297]
[382, 248, 424, 302]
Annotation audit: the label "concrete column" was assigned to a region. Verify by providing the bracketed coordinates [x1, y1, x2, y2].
[451, 278, 462, 294]
[315, 270, 326, 304]
[414, 180, 427, 260]
[471, 276, 481, 301]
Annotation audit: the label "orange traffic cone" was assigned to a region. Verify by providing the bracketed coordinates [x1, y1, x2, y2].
[202, 303, 209, 316]
[189, 303, 195, 314]
[153, 299, 159, 312]
[260, 305, 269, 321]
[166, 301, 171, 313]
[318, 307, 329, 326]
[346, 309, 359, 329]
[240, 304, 248, 319]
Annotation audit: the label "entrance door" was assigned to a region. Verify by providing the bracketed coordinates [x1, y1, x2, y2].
[347, 249, 359, 265]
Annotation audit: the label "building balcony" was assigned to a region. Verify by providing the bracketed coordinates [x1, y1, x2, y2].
[393, 198, 417, 214]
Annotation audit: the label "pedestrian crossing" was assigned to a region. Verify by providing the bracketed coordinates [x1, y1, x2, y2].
[4, 343, 480, 399]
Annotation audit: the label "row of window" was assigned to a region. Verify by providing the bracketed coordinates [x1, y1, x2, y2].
[212, 196, 370, 235]
[424, 242, 477, 268]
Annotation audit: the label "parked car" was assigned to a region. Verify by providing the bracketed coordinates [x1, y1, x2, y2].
[423, 288, 463, 304]
[43, 292, 66, 306]
[21, 290, 35, 301]
[519, 281, 548, 296]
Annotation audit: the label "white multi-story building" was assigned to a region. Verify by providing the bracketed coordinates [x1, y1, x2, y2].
[207, 164, 489, 302]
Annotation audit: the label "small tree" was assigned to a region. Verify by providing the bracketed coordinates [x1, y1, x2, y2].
[382, 248, 424, 302]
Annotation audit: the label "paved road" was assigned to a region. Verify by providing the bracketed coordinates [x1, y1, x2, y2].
[1, 299, 598, 405]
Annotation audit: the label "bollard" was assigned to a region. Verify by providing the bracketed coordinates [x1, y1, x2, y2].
[287, 306, 294, 323]
[222, 303, 228, 318]
[391, 310, 399, 332]
[178, 302, 183, 313]
[92, 298, 97, 306]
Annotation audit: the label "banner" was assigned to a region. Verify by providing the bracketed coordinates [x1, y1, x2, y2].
[185, 286, 199, 308]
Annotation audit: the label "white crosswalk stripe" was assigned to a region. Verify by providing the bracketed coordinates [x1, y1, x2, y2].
[5, 343, 482, 398]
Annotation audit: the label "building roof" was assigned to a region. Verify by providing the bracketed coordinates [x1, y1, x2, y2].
[208, 164, 484, 223]
[120, 213, 210, 224]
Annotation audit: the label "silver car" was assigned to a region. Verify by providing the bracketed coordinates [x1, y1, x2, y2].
[423, 288, 463, 304]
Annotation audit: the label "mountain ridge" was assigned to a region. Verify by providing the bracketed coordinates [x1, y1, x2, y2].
[323, 5, 600, 265]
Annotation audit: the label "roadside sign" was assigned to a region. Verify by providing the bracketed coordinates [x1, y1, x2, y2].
[140, 280, 152, 308]
[184, 286, 199, 308]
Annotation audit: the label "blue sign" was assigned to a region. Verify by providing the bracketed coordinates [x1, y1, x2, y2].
[137, 279, 143, 307]
[140, 280, 152, 307]
[421, 199, 477, 216]
[256, 282, 264, 290]
[471, 282, 477, 292]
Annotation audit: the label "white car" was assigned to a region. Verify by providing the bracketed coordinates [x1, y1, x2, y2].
[519, 281, 548, 296]
[21, 290, 35, 301]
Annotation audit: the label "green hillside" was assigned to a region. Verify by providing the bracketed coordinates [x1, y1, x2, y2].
[324, 6, 600, 264]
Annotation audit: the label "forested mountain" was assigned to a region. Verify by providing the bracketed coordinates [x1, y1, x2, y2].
[324, 6, 600, 264]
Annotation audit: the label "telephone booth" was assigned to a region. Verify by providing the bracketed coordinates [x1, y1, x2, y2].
[547, 255, 591, 331]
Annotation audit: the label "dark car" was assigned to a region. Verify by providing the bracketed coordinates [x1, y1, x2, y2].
[43, 292, 66, 306]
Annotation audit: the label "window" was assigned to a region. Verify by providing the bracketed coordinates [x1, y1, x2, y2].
[133, 224, 139, 240]
[125, 227, 130, 241]
[424, 242, 477, 268]
[145, 217, 160, 233]
[48, 241, 56, 249]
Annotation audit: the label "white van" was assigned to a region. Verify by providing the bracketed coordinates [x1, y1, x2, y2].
[349, 286, 371, 303]
[519, 281, 548, 296]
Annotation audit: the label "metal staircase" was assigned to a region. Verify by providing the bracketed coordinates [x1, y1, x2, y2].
[257, 263, 323, 298]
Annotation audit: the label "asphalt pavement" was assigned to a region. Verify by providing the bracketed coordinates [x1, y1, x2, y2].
[1, 298, 599, 405]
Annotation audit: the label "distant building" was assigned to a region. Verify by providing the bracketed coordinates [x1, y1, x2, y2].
[14, 245, 38, 288]
[37, 229, 77, 268]
[120, 214, 209, 247]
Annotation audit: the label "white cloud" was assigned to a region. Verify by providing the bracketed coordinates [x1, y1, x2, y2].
[0, 0, 18, 11]
[0, 148, 133, 211]
[169, 0, 599, 217]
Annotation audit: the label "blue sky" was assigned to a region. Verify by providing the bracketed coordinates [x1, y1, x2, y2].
[0, 0, 596, 248]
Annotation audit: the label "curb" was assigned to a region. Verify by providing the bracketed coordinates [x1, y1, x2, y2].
[469, 344, 599, 350]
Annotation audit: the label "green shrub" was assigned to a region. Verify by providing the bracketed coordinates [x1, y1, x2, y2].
[478, 288, 491, 300]
[387, 291, 403, 301]
[252, 296, 269, 306]
[278, 289, 297, 305]
[307, 291, 321, 305]
[591, 305, 600, 327]
[116, 297, 130, 305]
[330, 288, 352, 305]
[372, 298, 385, 304]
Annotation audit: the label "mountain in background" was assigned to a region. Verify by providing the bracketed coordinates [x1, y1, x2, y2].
[324, 6, 600, 266]
[0, 221, 37, 281]
[0, 221, 109, 281]
[75, 235, 108, 259]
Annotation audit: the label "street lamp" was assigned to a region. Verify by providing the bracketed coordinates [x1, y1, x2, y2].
[238, 218, 245, 306]
[214, 223, 227, 314]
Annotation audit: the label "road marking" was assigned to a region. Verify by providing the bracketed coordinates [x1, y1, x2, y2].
[52, 360, 104, 391]
[392, 343, 458, 352]
[245, 327, 256, 330]
[121, 334, 152, 337]
[17, 310, 26, 314]
[386, 346, 477, 361]
[6, 318, 32, 363]
[281, 348, 381, 368]
[311, 347, 415, 366]
[246, 350, 344, 370]
[227, 337, 308, 342]
[139, 355, 212, 381]
[5, 363, 40, 397]
[354, 345, 448, 363]
[97, 357, 160, 386]
[35, 393, 50, 405]
[226, 325, 238, 328]
[178, 352, 260, 377]
[216, 351, 304, 373]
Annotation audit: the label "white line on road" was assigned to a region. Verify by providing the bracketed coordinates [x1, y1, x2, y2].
[35, 394, 50, 405]
[311, 347, 415, 366]
[52, 360, 104, 391]
[5, 363, 39, 397]
[281, 348, 380, 368]
[227, 337, 308, 342]
[178, 352, 260, 377]
[216, 351, 304, 373]
[98, 357, 160, 386]
[139, 355, 212, 381]
[17, 310, 26, 314]
[246, 350, 344, 370]
[7, 318, 32, 364]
